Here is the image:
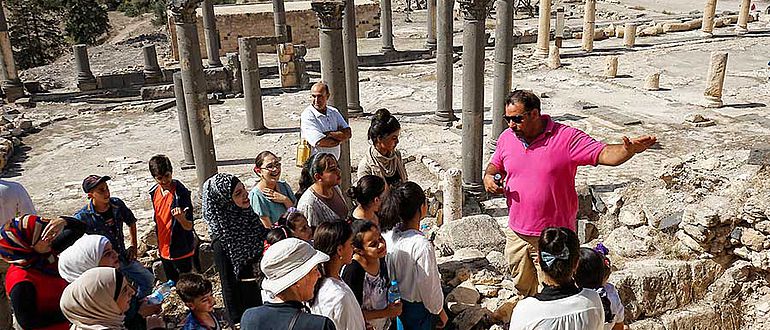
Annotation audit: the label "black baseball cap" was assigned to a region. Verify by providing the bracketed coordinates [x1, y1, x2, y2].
[82, 175, 111, 193]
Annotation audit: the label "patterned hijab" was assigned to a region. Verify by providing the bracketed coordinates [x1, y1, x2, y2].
[202, 173, 267, 277]
[0, 214, 57, 271]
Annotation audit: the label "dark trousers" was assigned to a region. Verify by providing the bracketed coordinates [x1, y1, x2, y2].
[160, 255, 194, 283]
[399, 300, 437, 330]
[212, 239, 262, 324]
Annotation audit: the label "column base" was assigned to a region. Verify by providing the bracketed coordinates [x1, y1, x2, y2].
[701, 31, 714, 38]
[179, 159, 196, 170]
[348, 105, 364, 117]
[241, 128, 269, 136]
[425, 41, 437, 50]
[533, 48, 548, 58]
[144, 72, 163, 85]
[2, 84, 24, 103]
[462, 181, 485, 201]
[704, 96, 723, 108]
[77, 80, 98, 91]
[207, 60, 223, 68]
[432, 112, 458, 126]
[555, 38, 563, 48]
[735, 26, 748, 35]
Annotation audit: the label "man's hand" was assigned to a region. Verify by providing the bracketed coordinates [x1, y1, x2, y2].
[622, 135, 657, 154]
[126, 245, 138, 261]
[138, 300, 162, 317]
[483, 174, 503, 195]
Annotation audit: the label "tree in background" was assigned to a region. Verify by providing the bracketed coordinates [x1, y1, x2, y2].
[64, 0, 110, 45]
[5, 0, 66, 69]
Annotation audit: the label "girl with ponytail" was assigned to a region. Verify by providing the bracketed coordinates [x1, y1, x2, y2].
[347, 175, 386, 227]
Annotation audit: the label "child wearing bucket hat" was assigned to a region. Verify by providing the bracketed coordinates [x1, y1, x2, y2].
[240, 238, 335, 330]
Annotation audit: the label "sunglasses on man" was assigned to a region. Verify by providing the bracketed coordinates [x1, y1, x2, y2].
[503, 114, 526, 124]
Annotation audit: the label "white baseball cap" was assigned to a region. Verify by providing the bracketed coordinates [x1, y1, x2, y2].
[260, 238, 329, 296]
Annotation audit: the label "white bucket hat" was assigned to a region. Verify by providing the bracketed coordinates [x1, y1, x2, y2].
[261, 238, 329, 296]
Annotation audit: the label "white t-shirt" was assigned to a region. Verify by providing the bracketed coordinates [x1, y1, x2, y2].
[310, 277, 366, 330]
[385, 228, 444, 314]
[600, 283, 624, 329]
[300, 105, 350, 160]
[509, 289, 604, 330]
[0, 180, 36, 226]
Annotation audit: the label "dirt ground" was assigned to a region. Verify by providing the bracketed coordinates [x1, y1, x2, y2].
[1, 0, 770, 325]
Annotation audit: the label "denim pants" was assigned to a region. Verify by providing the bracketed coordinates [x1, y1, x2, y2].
[121, 260, 156, 298]
[398, 301, 436, 330]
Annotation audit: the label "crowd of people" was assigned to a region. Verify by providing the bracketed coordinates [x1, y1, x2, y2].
[0, 84, 655, 329]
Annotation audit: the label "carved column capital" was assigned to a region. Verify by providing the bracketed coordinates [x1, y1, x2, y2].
[457, 0, 492, 21]
[311, 0, 346, 30]
[168, 0, 203, 24]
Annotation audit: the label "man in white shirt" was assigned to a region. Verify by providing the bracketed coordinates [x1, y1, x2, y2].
[300, 82, 352, 160]
[0, 179, 36, 226]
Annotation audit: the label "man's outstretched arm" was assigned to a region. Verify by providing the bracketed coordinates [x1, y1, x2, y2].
[598, 135, 657, 166]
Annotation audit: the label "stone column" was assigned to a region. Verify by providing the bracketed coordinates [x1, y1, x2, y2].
[623, 23, 636, 48]
[0, 1, 23, 102]
[380, 0, 395, 51]
[226, 53, 243, 94]
[547, 45, 561, 69]
[704, 51, 728, 108]
[342, 0, 363, 115]
[173, 72, 195, 165]
[582, 0, 596, 52]
[433, 0, 457, 124]
[142, 44, 163, 84]
[239, 37, 268, 135]
[605, 56, 618, 78]
[702, 0, 717, 37]
[736, 0, 750, 35]
[313, 0, 352, 193]
[534, 0, 551, 57]
[73, 44, 97, 91]
[489, 0, 514, 150]
[443, 168, 463, 222]
[273, 0, 289, 40]
[202, 0, 222, 67]
[169, 0, 218, 187]
[645, 72, 660, 91]
[459, 0, 491, 195]
[554, 6, 565, 48]
[426, 0, 437, 50]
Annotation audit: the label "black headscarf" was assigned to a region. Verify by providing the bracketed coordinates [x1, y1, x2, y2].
[202, 173, 267, 277]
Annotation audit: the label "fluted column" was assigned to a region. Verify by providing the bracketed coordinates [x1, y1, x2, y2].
[459, 0, 492, 195]
[312, 0, 352, 193]
[489, 0, 514, 151]
[169, 0, 218, 187]
[534, 0, 551, 57]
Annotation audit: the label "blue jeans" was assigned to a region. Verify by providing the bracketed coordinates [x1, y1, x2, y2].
[398, 301, 436, 330]
[121, 260, 155, 298]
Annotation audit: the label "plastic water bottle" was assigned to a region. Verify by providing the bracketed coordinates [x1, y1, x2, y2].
[147, 280, 175, 305]
[388, 280, 401, 304]
[493, 173, 504, 188]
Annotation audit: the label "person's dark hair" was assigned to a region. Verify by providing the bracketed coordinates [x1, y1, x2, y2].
[505, 90, 541, 113]
[376, 186, 400, 231]
[393, 181, 425, 224]
[368, 108, 401, 143]
[537, 227, 580, 286]
[575, 247, 615, 323]
[350, 220, 377, 250]
[254, 151, 276, 172]
[575, 247, 608, 290]
[275, 210, 307, 234]
[176, 272, 213, 303]
[148, 154, 173, 178]
[266, 227, 292, 246]
[347, 175, 386, 208]
[311, 221, 353, 304]
[297, 153, 337, 198]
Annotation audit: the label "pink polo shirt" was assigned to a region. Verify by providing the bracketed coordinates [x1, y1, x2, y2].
[490, 115, 606, 236]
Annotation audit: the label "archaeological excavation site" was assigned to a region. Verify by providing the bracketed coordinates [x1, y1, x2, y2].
[0, 0, 769, 328]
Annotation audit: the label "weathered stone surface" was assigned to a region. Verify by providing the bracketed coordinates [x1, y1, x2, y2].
[485, 250, 507, 273]
[446, 280, 480, 313]
[740, 227, 766, 251]
[435, 214, 505, 254]
[605, 226, 653, 257]
[482, 295, 520, 323]
[141, 84, 175, 100]
[452, 305, 487, 330]
[619, 204, 647, 227]
[475, 285, 499, 297]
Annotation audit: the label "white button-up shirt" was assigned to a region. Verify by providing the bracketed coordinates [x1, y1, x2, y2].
[0, 180, 36, 226]
[385, 228, 444, 314]
[300, 105, 350, 160]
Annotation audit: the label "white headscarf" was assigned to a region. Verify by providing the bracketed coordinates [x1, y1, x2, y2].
[60, 267, 127, 329]
[58, 234, 110, 283]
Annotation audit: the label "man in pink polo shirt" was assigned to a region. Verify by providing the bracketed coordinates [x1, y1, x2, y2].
[483, 90, 656, 297]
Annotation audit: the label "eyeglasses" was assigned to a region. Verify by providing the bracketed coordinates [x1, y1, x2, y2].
[503, 114, 526, 124]
[261, 162, 281, 170]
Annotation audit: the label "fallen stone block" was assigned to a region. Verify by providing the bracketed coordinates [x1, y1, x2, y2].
[435, 214, 505, 255]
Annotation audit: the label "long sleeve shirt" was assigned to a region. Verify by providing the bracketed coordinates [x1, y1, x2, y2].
[385, 228, 444, 314]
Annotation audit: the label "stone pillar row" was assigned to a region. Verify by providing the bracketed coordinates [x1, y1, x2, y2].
[239, 37, 268, 135]
[489, 0, 514, 150]
[0, 0, 23, 102]
[434, 0, 456, 124]
[342, 0, 363, 116]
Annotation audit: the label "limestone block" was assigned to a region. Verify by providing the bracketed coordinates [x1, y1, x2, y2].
[482, 296, 520, 323]
[682, 204, 719, 227]
[686, 19, 703, 29]
[475, 285, 499, 297]
[547, 45, 561, 69]
[605, 56, 619, 78]
[645, 72, 660, 90]
[619, 204, 647, 227]
[452, 306, 488, 330]
[662, 22, 692, 33]
[446, 280, 480, 313]
[675, 230, 705, 253]
[659, 303, 732, 330]
[140, 84, 175, 100]
[606, 226, 653, 257]
[740, 227, 767, 251]
[435, 214, 505, 254]
[639, 25, 663, 36]
[470, 269, 503, 286]
[485, 250, 507, 273]
[610, 259, 694, 320]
